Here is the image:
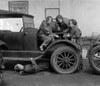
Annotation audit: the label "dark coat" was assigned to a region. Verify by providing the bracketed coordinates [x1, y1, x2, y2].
[70, 25, 82, 38]
[38, 20, 52, 36]
[51, 18, 70, 33]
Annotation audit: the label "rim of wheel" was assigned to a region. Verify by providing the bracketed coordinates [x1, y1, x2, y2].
[92, 49, 100, 70]
[55, 50, 77, 72]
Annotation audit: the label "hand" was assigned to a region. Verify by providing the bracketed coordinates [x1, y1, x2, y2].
[63, 29, 68, 33]
[63, 33, 70, 38]
[54, 34, 59, 38]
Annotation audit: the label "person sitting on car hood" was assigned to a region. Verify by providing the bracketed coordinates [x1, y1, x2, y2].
[38, 16, 59, 51]
[51, 15, 72, 40]
[55, 15, 69, 32]
[68, 19, 82, 45]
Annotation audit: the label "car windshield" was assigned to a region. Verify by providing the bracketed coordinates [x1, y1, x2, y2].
[0, 18, 23, 32]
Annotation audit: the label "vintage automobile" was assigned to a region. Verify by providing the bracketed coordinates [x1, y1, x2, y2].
[87, 34, 100, 74]
[0, 10, 82, 74]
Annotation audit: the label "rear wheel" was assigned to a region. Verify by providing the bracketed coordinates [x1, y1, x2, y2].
[50, 46, 81, 74]
[89, 46, 100, 74]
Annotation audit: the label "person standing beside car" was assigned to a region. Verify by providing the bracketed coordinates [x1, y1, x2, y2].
[38, 16, 59, 51]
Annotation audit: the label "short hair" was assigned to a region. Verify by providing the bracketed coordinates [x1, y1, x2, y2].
[46, 16, 53, 21]
[56, 15, 63, 21]
[69, 19, 77, 25]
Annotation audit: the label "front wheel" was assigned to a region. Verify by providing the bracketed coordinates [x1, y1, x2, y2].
[50, 46, 81, 74]
[89, 46, 100, 74]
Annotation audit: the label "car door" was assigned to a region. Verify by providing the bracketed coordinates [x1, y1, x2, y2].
[0, 17, 24, 50]
[0, 31, 24, 50]
[22, 16, 38, 51]
[23, 28, 38, 50]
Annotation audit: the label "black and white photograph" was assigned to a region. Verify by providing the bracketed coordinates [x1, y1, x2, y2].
[0, 0, 100, 86]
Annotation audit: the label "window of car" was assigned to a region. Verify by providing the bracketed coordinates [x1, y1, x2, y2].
[23, 16, 34, 28]
[0, 18, 23, 32]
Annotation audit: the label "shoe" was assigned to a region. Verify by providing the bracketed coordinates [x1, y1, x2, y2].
[40, 45, 44, 51]
[40, 44, 47, 51]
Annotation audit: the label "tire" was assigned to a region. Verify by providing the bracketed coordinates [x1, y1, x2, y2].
[0, 53, 3, 64]
[89, 45, 100, 74]
[50, 46, 81, 74]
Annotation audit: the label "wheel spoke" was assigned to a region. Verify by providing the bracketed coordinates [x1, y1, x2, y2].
[61, 63, 65, 69]
[66, 52, 70, 58]
[96, 63, 100, 67]
[94, 60, 100, 66]
[59, 53, 64, 58]
[65, 64, 68, 69]
[64, 51, 67, 57]
[57, 60, 63, 63]
[67, 63, 72, 68]
[57, 56, 63, 61]
[94, 54, 100, 60]
[69, 58, 75, 61]
[93, 59, 100, 62]
[68, 54, 73, 59]
[58, 62, 63, 67]
[68, 61, 74, 65]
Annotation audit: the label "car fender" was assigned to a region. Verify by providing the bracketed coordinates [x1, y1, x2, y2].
[41, 40, 81, 59]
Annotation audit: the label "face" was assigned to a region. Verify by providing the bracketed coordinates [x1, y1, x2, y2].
[69, 21, 74, 27]
[17, 64, 24, 70]
[47, 18, 52, 24]
[57, 18, 63, 23]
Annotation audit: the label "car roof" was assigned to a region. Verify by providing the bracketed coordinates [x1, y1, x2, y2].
[0, 10, 34, 18]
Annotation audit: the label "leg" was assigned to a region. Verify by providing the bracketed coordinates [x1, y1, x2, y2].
[40, 36, 52, 50]
[48, 34, 55, 42]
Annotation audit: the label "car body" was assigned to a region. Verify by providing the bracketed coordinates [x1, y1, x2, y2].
[0, 10, 82, 74]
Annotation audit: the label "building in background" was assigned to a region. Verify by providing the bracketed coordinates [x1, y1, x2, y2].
[0, 0, 100, 36]
[8, 1, 28, 14]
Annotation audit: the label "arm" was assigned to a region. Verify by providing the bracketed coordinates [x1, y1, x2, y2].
[38, 20, 46, 36]
[63, 18, 70, 33]
[39, 20, 46, 31]
[72, 26, 82, 38]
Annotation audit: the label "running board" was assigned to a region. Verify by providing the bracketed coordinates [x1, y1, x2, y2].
[3, 55, 48, 61]
[3, 57, 31, 61]
[0, 50, 44, 58]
